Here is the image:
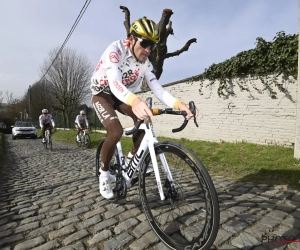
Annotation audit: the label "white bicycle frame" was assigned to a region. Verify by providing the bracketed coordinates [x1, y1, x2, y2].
[80, 129, 86, 141]
[45, 129, 51, 143]
[115, 122, 174, 201]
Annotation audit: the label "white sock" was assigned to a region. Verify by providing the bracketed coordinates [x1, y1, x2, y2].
[100, 169, 109, 176]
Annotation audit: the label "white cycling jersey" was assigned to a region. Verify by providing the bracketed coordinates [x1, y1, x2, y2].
[90, 39, 181, 109]
[75, 115, 89, 127]
[39, 114, 55, 128]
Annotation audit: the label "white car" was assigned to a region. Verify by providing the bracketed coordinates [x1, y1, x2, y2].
[11, 122, 37, 140]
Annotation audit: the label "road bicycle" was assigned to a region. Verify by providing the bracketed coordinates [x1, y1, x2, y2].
[76, 128, 91, 148]
[95, 98, 220, 250]
[43, 127, 52, 151]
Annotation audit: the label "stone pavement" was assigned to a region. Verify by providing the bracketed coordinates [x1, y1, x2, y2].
[0, 134, 300, 250]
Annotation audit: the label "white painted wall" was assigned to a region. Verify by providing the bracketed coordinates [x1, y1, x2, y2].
[118, 76, 297, 147]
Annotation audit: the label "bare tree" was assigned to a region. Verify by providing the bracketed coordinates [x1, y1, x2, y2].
[40, 47, 93, 128]
[3, 91, 21, 122]
[5, 91, 16, 104]
[0, 91, 4, 104]
[120, 6, 197, 91]
[21, 80, 56, 122]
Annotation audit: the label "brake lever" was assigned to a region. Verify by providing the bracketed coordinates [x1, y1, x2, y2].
[189, 101, 199, 127]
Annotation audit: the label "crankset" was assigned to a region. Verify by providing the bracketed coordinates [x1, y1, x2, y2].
[113, 167, 127, 200]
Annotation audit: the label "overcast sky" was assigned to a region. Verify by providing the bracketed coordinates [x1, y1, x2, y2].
[0, 0, 297, 100]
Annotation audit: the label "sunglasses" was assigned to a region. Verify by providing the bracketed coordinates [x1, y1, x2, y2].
[135, 36, 156, 50]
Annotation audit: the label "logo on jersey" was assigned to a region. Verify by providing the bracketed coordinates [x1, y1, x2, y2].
[113, 80, 124, 93]
[96, 78, 108, 87]
[109, 52, 120, 63]
[122, 40, 130, 47]
[94, 60, 103, 72]
[122, 68, 140, 85]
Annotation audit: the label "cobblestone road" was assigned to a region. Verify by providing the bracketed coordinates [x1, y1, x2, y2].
[0, 134, 300, 250]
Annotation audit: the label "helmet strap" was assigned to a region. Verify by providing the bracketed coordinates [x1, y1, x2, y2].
[131, 39, 139, 62]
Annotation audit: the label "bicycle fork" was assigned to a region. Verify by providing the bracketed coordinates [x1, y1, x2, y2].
[148, 140, 166, 200]
[115, 129, 175, 201]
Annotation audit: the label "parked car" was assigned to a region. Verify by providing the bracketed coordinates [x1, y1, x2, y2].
[11, 122, 37, 140]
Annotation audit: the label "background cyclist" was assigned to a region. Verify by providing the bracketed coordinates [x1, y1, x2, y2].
[75, 110, 89, 142]
[91, 17, 199, 199]
[39, 109, 55, 143]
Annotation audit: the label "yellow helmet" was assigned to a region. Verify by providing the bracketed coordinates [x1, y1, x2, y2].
[130, 17, 159, 43]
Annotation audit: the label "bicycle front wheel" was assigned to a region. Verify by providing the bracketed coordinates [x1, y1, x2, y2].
[139, 141, 220, 250]
[85, 134, 91, 148]
[44, 131, 49, 149]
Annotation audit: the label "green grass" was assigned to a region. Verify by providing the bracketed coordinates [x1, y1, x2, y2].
[35, 129, 300, 191]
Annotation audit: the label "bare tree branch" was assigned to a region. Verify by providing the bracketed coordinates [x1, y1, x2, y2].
[120, 5, 131, 36]
[5, 91, 15, 104]
[0, 91, 3, 104]
[165, 38, 197, 59]
[158, 9, 173, 47]
[166, 21, 174, 40]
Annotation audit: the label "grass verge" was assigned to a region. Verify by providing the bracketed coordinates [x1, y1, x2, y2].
[50, 129, 300, 191]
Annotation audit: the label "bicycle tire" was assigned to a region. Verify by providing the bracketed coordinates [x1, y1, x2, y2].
[77, 131, 83, 147]
[77, 132, 82, 147]
[139, 141, 220, 250]
[96, 138, 119, 178]
[44, 131, 49, 149]
[85, 134, 91, 148]
[49, 136, 52, 151]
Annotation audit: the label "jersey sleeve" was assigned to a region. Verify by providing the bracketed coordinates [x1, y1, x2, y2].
[50, 115, 55, 127]
[145, 70, 181, 109]
[39, 115, 43, 128]
[75, 115, 79, 124]
[105, 44, 137, 105]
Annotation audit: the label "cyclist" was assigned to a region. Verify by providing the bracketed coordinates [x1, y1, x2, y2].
[91, 17, 199, 199]
[75, 110, 89, 142]
[39, 109, 55, 143]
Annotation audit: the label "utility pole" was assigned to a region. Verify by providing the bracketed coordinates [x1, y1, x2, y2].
[28, 85, 31, 120]
[294, 0, 300, 158]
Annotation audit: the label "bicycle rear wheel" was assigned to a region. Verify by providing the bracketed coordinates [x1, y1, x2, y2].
[49, 136, 52, 151]
[85, 134, 91, 148]
[139, 141, 219, 250]
[96, 138, 119, 178]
